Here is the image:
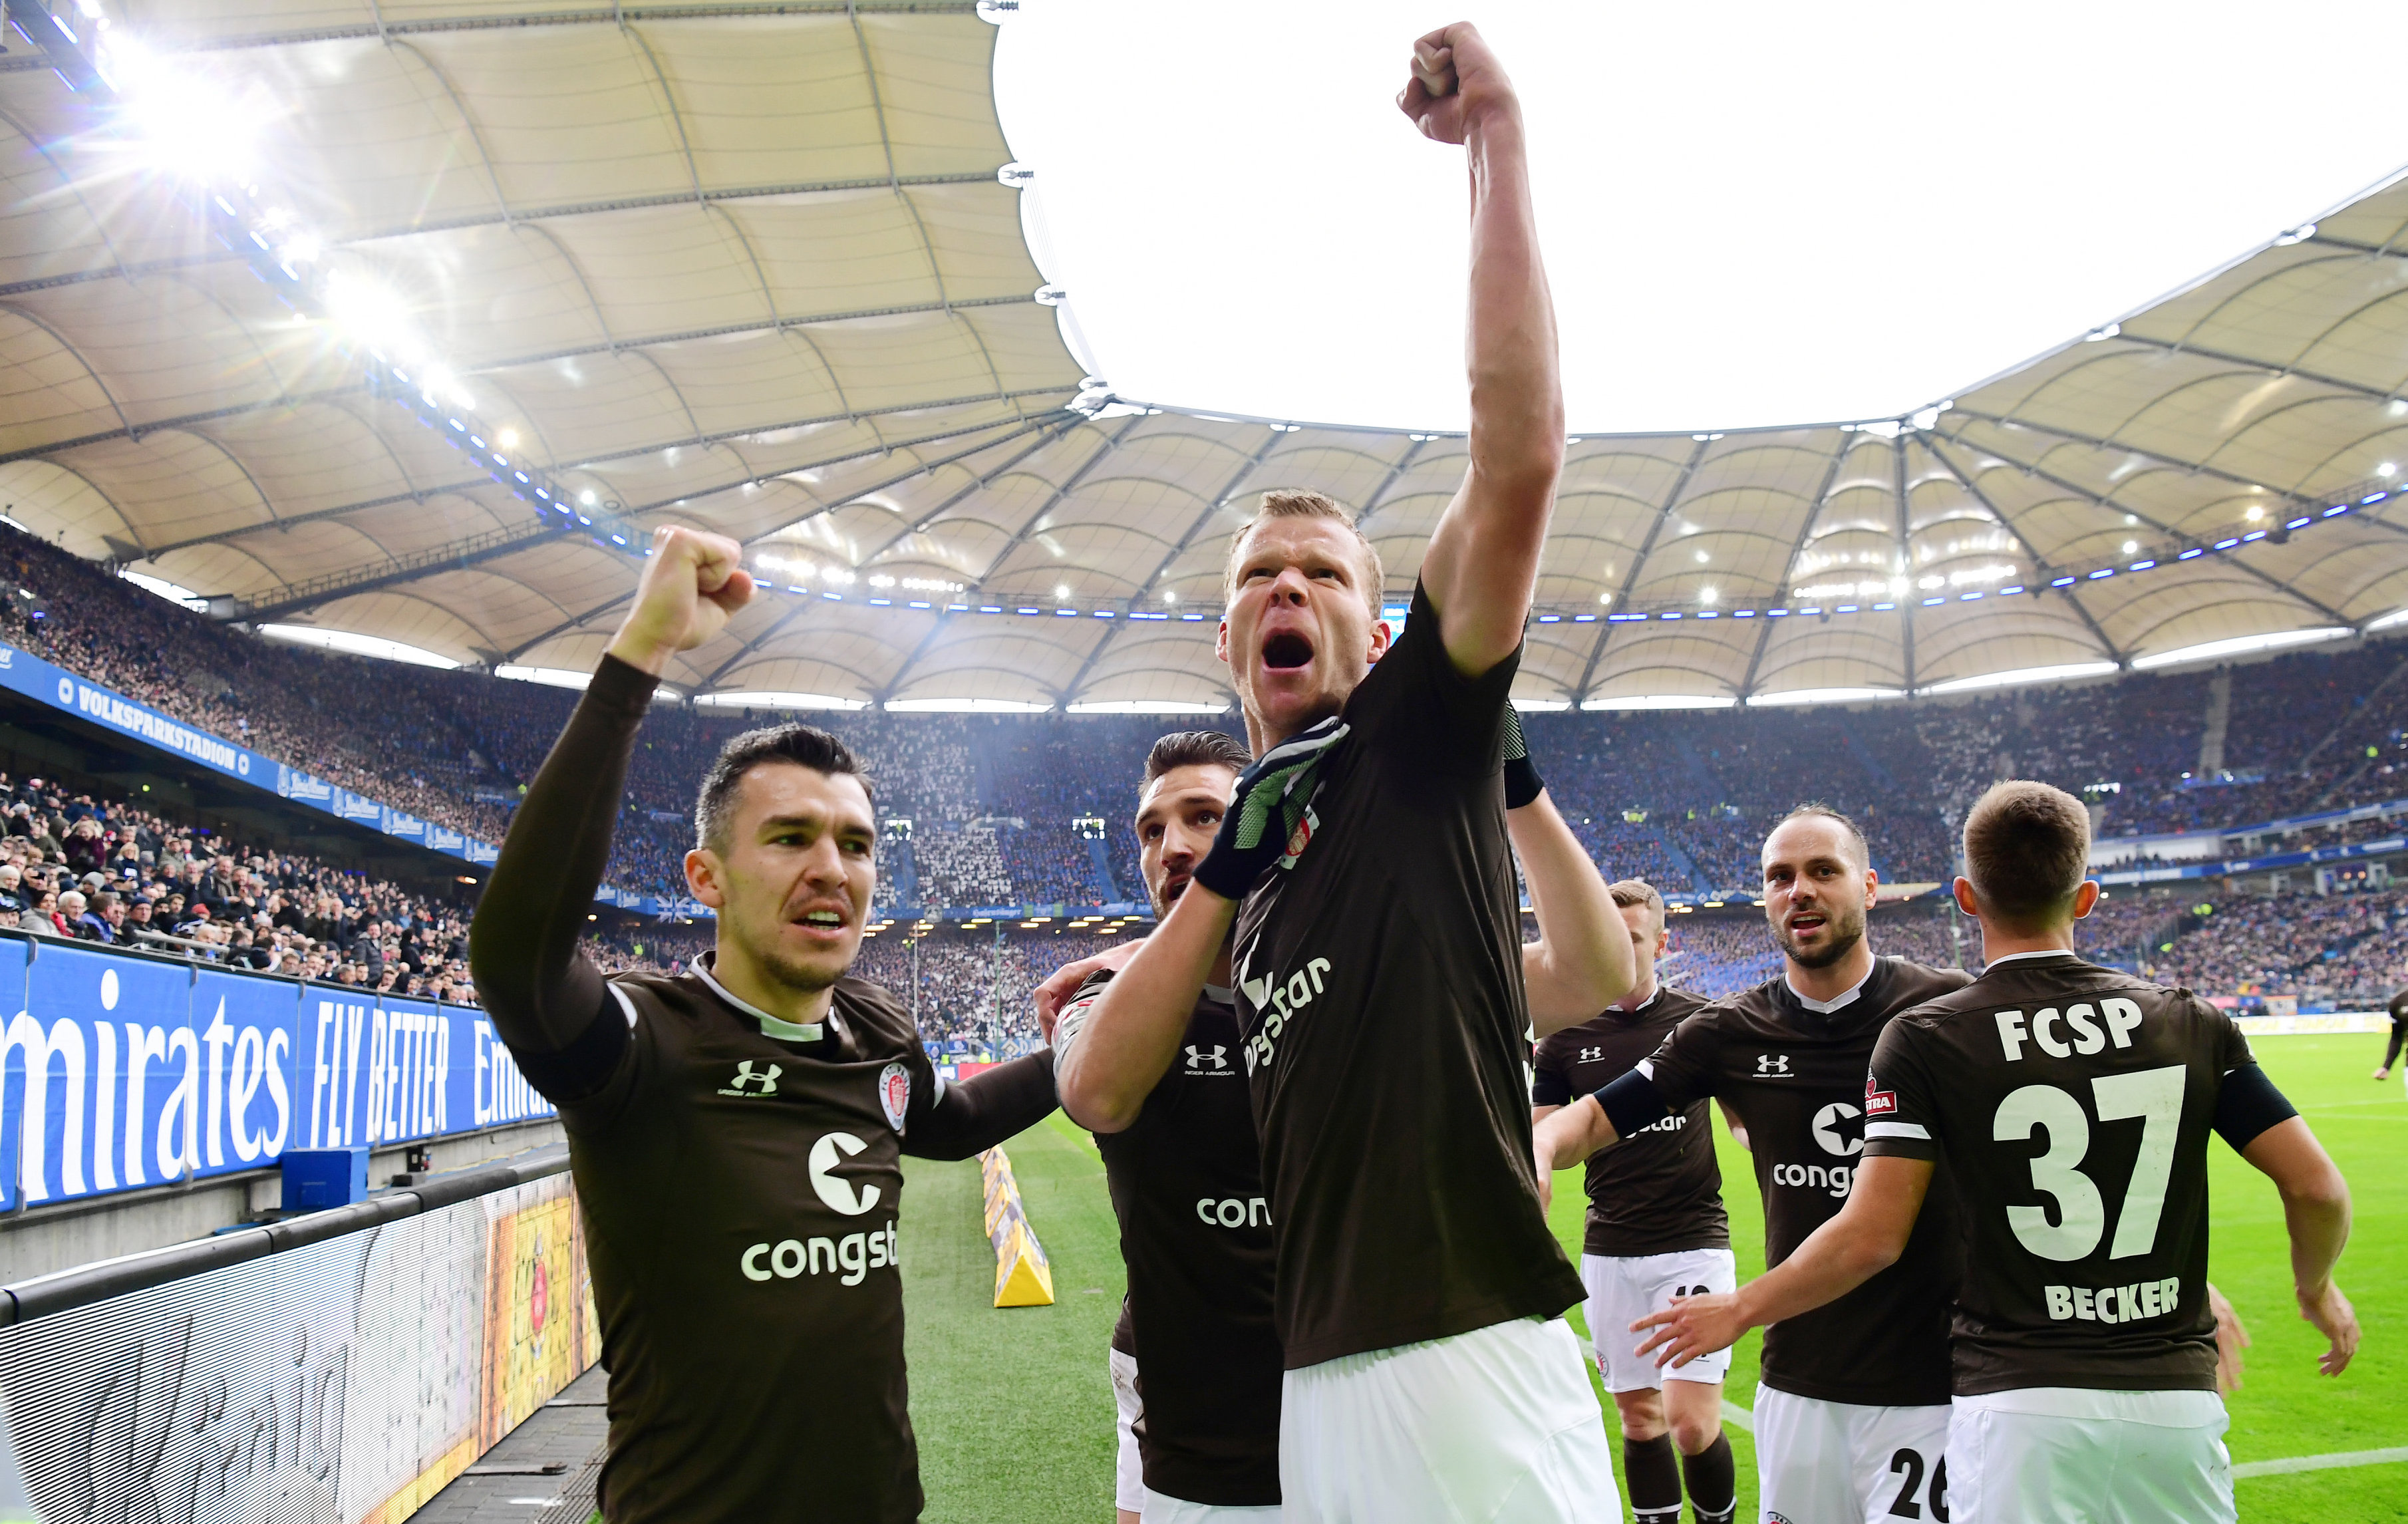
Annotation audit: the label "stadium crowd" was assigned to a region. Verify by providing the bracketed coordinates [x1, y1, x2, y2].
[9, 520, 2408, 1012]
[0, 769, 477, 998]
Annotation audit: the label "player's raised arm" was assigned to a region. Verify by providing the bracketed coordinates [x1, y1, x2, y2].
[470, 526, 753, 1095]
[1400, 22, 1564, 679]
[1505, 724, 1635, 1032]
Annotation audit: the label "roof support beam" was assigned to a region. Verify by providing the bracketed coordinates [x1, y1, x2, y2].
[502, 591, 636, 663]
[2099, 331, 2404, 405]
[1892, 434, 1916, 692]
[748, 414, 1070, 545]
[1920, 437, 2126, 666]
[468, 293, 1034, 374]
[235, 525, 570, 623]
[1056, 431, 1285, 706]
[1948, 430, 2357, 627]
[1575, 438, 1710, 702]
[967, 415, 1145, 588]
[847, 424, 1074, 569]
[1737, 438, 1848, 696]
[1942, 408, 2359, 517]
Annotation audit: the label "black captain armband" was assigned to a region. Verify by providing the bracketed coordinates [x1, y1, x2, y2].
[1594, 1068, 1674, 1142]
[511, 997, 631, 1105]
[2214, 1063, 2299, 1152]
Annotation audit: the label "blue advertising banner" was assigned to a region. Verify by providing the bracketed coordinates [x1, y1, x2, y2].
[2, 935, 553, 1211]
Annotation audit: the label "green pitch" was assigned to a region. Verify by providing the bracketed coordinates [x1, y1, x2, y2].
[899, 1034, 2403, 1521]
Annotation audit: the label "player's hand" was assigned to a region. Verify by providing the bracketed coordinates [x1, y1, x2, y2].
[2205, 1281, 2250, 1394]
[1191, 718, 1349, 901]
[2298, 1277, 2359, 1376]
[1632, 1290, 1748, 1370]
[1396, 23, 1519, 146]
[607, 526, 756, 674]
[1034, 940, 1143, 1043]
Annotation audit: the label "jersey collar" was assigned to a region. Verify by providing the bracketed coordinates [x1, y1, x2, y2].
[690, 953, 827, 1044]
[1983, 947, 2081, 967]
[1785, 955, 1877, 1014]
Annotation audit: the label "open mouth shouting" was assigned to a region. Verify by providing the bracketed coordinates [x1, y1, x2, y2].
[1260, 631, 1315, 670]
[792, 903, 851, 944]
[1786, 909, 1829, 939]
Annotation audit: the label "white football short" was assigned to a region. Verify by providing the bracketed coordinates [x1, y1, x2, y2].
[1111, 1348, 1144, 1513]
[1947, 1388, 2232, 1524]
[1278, 1316, 1618, 1523]
[1141, 1490, 1283, 1523]
[1752, 1384, 1950, 1524]
[1580, 1248, 1737, 1392]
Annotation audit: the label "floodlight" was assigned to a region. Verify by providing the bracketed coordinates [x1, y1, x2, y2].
[104, 38, 279, 183]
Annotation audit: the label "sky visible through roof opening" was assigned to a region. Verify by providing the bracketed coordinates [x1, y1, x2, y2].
[996, 0, 2408, 434]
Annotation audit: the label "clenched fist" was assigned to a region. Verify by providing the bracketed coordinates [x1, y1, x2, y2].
[607, 525, 756, 675]
[1397, 22, 1521, 146]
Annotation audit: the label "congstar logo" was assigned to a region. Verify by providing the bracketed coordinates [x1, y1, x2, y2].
[718, 1060, 782, 1097]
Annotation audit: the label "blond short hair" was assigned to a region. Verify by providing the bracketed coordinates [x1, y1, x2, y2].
[1221, 490, 1385, 619]
[1608, 877, 1667, 936]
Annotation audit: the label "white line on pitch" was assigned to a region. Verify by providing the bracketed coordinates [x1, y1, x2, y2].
[1720, 1400, 1753, 1432]
[2233, 1446, 2408, 1479]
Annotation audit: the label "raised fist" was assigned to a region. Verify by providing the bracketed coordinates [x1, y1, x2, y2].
[606, 525, 756, 675]
[1397, 22, 1519, 146]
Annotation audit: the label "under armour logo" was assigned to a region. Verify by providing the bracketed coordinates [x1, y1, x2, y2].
[1185, 1044, 1229, 1072]
[1755, 1054, 1791, 1075]
[718, 1059, 782, 1096]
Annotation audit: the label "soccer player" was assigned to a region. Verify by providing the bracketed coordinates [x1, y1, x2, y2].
[1632, 780, 2359, 1524]
[1056, 24, 1634, 1514]
[1058, 730, 1282, 1524]
[1052, 721, 1636, 1522]
[469, 526, 1061, 1524]
[2375, 983, 2407, 1080]
[1531, 878, 1737, 1524]
[1534, 807, 1968, 1523]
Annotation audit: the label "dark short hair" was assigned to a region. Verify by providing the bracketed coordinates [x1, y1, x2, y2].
[1771, 804, 1870, 868]
[1963, 780, 2091, 929]
[1139, 731, 1251, 806]
[694, 724, 870, 853]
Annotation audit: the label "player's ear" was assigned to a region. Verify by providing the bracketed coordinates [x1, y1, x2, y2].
[1215, 618, 1231, 665]
[1951, 876, 1980, 918]
[2071, 879, 2101, 920]
[685, 847, 728, 910]
[1366, 619, 1392, 663]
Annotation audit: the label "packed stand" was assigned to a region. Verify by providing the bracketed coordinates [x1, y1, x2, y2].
[0, 770, 478, 1000]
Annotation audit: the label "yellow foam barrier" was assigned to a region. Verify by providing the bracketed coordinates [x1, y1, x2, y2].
[978, 1145, 1056, 1308]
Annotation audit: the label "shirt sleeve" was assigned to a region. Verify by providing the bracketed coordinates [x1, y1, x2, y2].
[1639, 1004, 1724, 1110]
[1531, 1036, 1573, 1107]
[1344, 579, 1522, 777]
[467, 653, 656, 1108]
[2205, 1002, 2256, 1074]
[1861, 1019, 1940, 1161]
[903, 1050, 1058, 1161]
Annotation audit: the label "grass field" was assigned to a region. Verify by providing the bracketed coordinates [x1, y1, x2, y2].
[899, 1033, 2403, 1522]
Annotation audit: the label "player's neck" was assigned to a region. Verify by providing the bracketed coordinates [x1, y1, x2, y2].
[1979, 919, 2077, 963]
[708, 940, 839, 1028]
[1785, 939, 1875, 1004]
[1613, 971, 1658, 1010]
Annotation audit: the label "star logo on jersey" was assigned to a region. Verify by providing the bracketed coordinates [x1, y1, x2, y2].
[717, 1059, 782, 1097]
[1811, 1101, 1865, 1156]
[1185, 1043, 1229, 1072]
[877, 1061, 911, 1133]
[1755, 1053, 1791, 1076]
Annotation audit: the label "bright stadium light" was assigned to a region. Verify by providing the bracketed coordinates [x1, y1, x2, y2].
[102, 33, 279, 183]
[1580, 694, 1736, 711]
[1064, 700, 1229, 714]
[2131, 629, 2350, 670]
[885, 698, 1056, 713]
[1745, 687, 1905, 707]
[693, 691, 871, 711]
[259, 624, 458, 669]
[1920, 662, 2119, 695]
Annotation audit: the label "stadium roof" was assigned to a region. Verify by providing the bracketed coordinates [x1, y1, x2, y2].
[3, 2, 2407, 712]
